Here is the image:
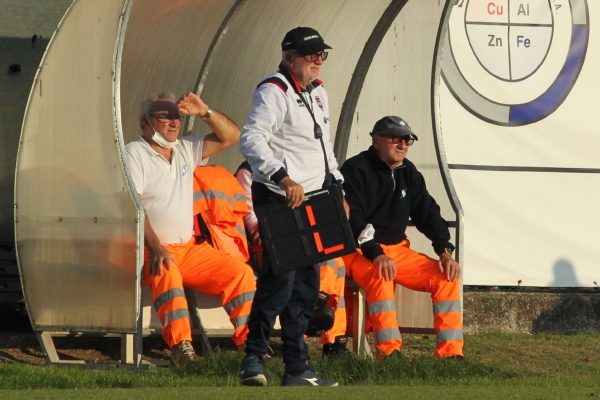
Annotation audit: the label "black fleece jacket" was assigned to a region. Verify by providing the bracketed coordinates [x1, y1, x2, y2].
[340, 146, 454, 261]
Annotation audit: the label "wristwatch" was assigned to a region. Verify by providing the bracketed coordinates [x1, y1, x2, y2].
[201, 107, 213, 120]
[439, 247, 454, 257]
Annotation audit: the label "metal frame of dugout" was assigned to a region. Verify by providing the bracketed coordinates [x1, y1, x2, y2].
[14, 0, 459, 367]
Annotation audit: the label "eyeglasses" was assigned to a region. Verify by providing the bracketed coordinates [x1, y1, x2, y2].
[379, 135, 415, 146]
[302, 51, 328, 62]
[150, 113, 180, 123]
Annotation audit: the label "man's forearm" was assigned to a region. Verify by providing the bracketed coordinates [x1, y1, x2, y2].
[205, 108, 240, 147]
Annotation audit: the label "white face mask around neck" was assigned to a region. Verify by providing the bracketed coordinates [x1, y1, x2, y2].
[147, 118, 179, 149]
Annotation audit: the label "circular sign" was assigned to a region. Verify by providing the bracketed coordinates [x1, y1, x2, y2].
[442, 0, 589, 126]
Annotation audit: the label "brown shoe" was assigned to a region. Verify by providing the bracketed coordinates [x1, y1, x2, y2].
[170, 340, 197, 366]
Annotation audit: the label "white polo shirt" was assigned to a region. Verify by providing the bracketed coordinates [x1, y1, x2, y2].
[126, 135, 207, 244]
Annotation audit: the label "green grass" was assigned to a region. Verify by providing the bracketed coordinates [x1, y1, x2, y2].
[2, 386, 600, 400]
[1, 333, 599, 399]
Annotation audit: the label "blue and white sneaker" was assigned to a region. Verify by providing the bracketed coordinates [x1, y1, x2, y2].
[240, 354, 267, 386]
[281, 367, 338, 387]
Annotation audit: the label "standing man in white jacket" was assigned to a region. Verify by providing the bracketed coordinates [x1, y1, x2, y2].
[238, 27, 342, 387]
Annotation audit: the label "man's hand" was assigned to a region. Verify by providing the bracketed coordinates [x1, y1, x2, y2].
[373, 254, 396, 281]
[248, 224, 261, 246]
[278, 176, 304, 208]
[178, 92, 209, 117]
[439, 253, 461, 281]
[342, 198, 350, 218]
[143, 214, 175, 276]
[149, 243, 175, 276]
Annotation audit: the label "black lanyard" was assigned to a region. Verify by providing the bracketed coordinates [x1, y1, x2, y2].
[295, 89, 332, 187]
[296, 90, 323, 139]
[278, 64, 334, 187]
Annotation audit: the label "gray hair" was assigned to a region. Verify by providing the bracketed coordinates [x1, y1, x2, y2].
[281, 50, 297, 67]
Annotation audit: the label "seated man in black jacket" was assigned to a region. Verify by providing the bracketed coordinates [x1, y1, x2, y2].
[341, 116, 463, 359]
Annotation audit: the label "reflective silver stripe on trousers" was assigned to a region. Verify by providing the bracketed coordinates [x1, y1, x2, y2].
[437, 328, 463, 343]
[368, 299, 396, 315]
[162, 308, 189, 326]
[235, 224, 247, 237]
[336, 266, 346, 278]
[154, 288, 186, 311]
[433, 300, 463, 315]
[337, 297, 345, 308]
[232, 193, 247, 203]
[233, 314, 249, 329]
[376, 327, 402, 343]
[224, 291, 255, 314]
[321, 259, 337, 269]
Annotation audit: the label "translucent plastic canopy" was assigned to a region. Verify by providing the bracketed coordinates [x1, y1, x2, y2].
[18, 1, 598, 351]
[16, 0, 140, 332]
[16, 0, 456, 337]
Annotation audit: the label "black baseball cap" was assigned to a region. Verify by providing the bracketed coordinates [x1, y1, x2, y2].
[371, 116, 418, 140]
[281, 27, 332, 55]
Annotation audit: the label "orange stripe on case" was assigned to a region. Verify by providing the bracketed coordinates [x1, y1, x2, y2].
[324, 244, 344, 254]
[313, 232, 323, 252]
[306, 205, 316, 226]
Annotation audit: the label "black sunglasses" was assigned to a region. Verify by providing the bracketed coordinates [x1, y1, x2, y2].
[379, 135, 414, 146]
[150, 112, 180, 122]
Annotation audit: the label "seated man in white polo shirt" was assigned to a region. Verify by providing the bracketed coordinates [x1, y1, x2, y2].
[126, 92, 256, 365]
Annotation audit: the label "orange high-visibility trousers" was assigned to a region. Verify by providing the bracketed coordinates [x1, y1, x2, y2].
[343, 240, 463, 358]
[344, 250, 403, 355]
[144, 239, 256, 348]
[318, 257, 347, 345]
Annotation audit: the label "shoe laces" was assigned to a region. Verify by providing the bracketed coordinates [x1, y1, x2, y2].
[180, 340, 195, 357]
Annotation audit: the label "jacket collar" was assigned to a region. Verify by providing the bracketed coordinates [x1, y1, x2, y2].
[278, 63, 323, 94]
[366, 145, 407, 171]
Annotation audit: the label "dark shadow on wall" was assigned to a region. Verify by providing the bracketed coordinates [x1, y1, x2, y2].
[549, 259, 580, 287]
[532, 293, 600, 333]
[533, 259, 600, 333]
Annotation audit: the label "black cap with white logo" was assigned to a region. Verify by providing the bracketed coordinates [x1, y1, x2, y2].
[281, 26, 332, 55]
[371, 116, 419, 140]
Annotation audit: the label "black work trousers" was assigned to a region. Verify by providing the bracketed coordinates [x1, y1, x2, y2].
[244, 182, 319, 375]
